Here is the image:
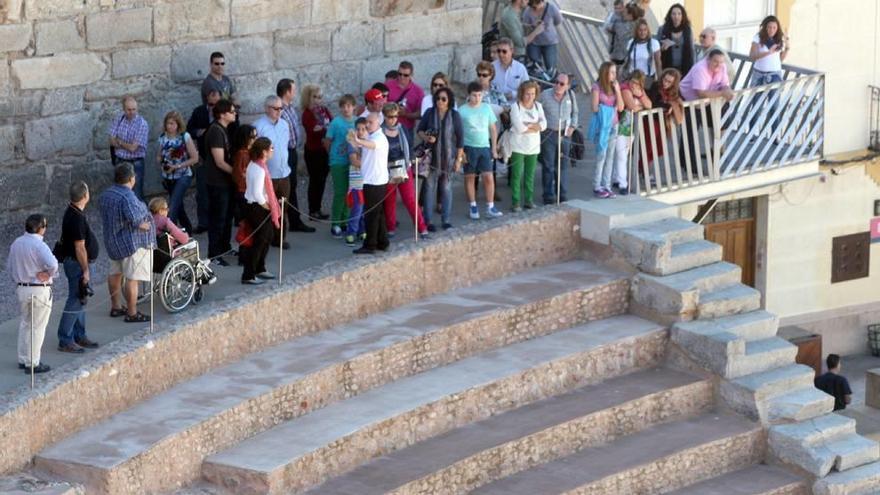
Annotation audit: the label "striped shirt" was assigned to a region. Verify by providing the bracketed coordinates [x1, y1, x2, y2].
[280, 102, 302, 150]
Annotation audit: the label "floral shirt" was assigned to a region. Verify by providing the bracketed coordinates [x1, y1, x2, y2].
[158, 132, 193, 179]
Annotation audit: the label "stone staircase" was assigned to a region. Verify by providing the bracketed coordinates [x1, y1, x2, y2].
[611, 214, 880, 495]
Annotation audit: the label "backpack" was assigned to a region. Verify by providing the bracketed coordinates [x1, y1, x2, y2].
[481, 22, 500, 61]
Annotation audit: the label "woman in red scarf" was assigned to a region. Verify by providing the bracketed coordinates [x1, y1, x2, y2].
[240, 137, 281, 285]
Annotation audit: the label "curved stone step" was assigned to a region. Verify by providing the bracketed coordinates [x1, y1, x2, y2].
[698, 284, 762, 320]
[633, 261, 742, 321]
[670, 464, 807, 494]
[304, 368, 712, 495]
[33, 261, 628, 495]
[721, 364, 817, 423]
[770, 414, 880, 477]
[201, 316, 667, 495]
[813, 461, 880, 495]
[470, 412, 763, 495]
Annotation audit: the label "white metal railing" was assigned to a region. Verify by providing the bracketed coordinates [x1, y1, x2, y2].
[630, 72, 825, 196]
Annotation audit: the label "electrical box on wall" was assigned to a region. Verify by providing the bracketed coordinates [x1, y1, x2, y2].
[831, 232, 871, 283]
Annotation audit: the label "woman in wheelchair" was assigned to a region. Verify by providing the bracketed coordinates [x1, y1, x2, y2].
[150, 198, 217, 304]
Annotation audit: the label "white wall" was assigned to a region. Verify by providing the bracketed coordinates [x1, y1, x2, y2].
[780, 0, 880, 155]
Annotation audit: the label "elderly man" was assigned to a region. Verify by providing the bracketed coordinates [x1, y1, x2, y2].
[277, 78, 315, 233]
[108, 95, 149, 200]
[697, 28, 736, 84]
[255, 95, 292, 250]
[538, 73, 579, 204]
[7, 214, 58, 374]
[56, 181, 100, 354]
[491, 38, 530, 102]
[100, 163, 155, 323]
[348, 112, 390, 255]
[386, 61, 425, 146]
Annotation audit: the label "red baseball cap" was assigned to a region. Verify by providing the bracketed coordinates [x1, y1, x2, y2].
[365, 88, 385, 103]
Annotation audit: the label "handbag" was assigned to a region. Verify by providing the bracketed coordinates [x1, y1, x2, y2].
[388, 159, 408, 184]
[109, 114, 125, 166]
[413, 142, 432, 178]
[235, 220, 254, 248]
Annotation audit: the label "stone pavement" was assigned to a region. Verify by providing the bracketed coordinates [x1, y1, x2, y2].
[0, 127, 623, 396]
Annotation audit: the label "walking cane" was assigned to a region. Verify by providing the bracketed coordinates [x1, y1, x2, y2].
[278, 197, 285, 284]
[30, 294, 35, 389]
[556, 115, 563, 206]
[414, 158, 419, 242]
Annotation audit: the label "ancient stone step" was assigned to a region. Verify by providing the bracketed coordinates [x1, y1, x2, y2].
[632, 261, 743, 321]
[767, 388, 836, 423]
[671, 464, 808, 495]
[201, 316, 668, 495]
[770, 414, 880, 477]
[610, 218, 719, 276]
[304, 367, 713, 495]
[672, 311, 780, 367]
[697, 283, 762, 319]
[0, 475, 83, 495]
[812, 461, 880, 495]
[721, 364, 818, 423]
[33, 260, 629, 495]
[470, 412, 763, 495]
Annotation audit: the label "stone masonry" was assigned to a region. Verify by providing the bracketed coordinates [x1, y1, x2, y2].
[0, 0, 483, 224]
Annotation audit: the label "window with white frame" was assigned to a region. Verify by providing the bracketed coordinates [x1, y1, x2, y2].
[704, 0, 775, 54]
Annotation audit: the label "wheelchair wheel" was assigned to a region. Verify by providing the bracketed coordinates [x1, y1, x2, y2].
[160, 258, 196, 313]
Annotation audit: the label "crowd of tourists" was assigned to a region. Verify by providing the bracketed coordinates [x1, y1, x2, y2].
[7, 2, 791, 375]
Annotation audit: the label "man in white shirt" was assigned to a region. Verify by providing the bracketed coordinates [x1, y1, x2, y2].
[491, 38, 529, 102]
[254, 95, 291, 249]
[347, 112, 389, 255]
[7, 214, 58, 374]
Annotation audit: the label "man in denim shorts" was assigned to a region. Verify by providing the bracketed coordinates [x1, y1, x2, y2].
[459, 82, 503, 220]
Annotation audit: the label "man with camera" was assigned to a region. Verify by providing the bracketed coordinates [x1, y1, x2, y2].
[56, 181, 100, 354]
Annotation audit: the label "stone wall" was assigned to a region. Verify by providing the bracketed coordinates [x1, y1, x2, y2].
[0, 0, 483, 218]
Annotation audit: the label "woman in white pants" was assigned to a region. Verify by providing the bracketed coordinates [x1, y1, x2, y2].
[614, 70, 652, 195]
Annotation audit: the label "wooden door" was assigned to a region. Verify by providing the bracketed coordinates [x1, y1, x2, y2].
[705, 218, 756, 287]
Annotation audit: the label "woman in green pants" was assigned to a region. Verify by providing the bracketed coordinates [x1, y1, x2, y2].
[323, 94, 358, 237]
[507, 80, 547, 211]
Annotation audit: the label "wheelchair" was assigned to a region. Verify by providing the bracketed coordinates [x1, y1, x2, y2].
[152, 233, 217, 313]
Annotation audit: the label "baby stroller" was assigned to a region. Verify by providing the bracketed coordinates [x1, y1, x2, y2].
[152, 233, 216, 313]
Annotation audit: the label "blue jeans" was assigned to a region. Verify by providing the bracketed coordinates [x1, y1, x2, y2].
[123, 158, 146, 200]
[163, 174, 193, 232]
[57, 259, 90, 346]
[527, 44, 559, 72]
[423, 169, 453, 225]
[346, 189, 365, 236]
[539, 129, 570, 201]
[749, 70, 784, 135]
[593, 127, 617, 190]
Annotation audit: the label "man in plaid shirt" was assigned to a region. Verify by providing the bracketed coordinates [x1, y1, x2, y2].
[277, 78, 315, 233]
[108, 96, 150, 200]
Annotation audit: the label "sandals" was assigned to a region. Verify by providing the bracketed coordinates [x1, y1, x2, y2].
[109, 307, 127, 318]
[124, 312, 150, 323]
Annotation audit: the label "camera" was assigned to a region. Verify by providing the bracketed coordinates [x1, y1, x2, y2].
[79, 279, 95, 306]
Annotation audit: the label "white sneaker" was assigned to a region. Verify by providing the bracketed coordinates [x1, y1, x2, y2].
[486, 206, 503, 218]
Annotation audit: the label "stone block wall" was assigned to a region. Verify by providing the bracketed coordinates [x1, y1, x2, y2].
[0, 0, 483, 219]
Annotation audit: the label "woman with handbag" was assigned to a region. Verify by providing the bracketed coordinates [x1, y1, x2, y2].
[417, 87, 464, 231]
[382, 103, 428, 238]
[156, 111, 199, 233]
[240, 138, 280, 286]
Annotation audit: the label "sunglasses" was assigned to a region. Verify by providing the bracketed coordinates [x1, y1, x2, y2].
[477, 72, 491, 78]
[432, 82, 445, 88]
[386, 114, 399, 118]
[398, 72, 412, 78]
[497, 49, 509, 54]
[268, 106, 282, 111]
[314, 94, 323, 99]
[555, 81, 567, 86]
[437, 97, 449, 102]
[213, 62, 225, 66]
[699, 34, 707, 39]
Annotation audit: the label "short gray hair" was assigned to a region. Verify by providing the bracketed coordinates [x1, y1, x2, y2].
[69, 180, 89, 202]
[264, 95, 282, 108]
[114, 162, 135, 185]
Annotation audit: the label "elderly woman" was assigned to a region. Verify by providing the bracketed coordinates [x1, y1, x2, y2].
[301, 83, 333, 220]
[417, 87, 464, 231]
[508, 80, 546, 211]
[156, 111, 199, 232]
[240, 137, 280, 286]
[382, 103, 428, 238]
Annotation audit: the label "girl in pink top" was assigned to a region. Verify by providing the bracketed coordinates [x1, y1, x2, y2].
[149, 197, 190, 246]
